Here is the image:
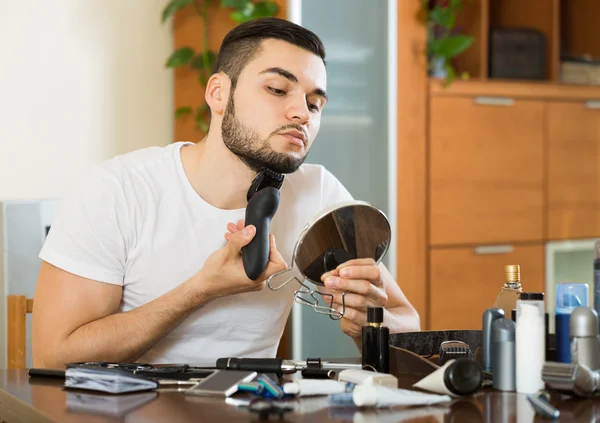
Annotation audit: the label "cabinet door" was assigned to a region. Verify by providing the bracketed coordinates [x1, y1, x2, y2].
[429, 97, 544, 246]
[429, 244, 544, 330]
[547, 101, 600, 240]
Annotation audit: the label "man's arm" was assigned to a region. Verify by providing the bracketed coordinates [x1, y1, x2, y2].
[351, 263, 421, 350]
[32, 261, 207, 369]
[321, 259, 421, 350]
[33, 225, 288, 369]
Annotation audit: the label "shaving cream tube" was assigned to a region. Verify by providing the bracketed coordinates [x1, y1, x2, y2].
[412, 358, 482, 398]
[351, 384, 452, 408]
[282, 379, 351, 396]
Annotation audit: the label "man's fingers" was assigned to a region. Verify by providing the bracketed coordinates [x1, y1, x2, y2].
[337, 265, 381, 285]
[323, 276, 373, 295]
[336, 305, 367, 325]
[268, 234, 288, 269]
[336, 258, 376, 270]
[226, 225, 256, 251]
[237, 220, 245, 230]
[330, 292, 384, 309]
[320, 269, 339, 282]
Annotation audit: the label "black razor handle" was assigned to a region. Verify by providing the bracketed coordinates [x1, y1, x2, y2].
[242, 186, 280, 280]
[216, 358, 285, 376]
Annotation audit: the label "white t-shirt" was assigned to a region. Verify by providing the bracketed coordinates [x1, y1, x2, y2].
[39, 141, 353, 364]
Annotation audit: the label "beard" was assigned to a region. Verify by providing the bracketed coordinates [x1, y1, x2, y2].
[221, 92, 308, 174]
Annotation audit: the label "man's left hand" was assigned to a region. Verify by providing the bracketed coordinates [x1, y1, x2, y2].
[321, 258, 388, 339]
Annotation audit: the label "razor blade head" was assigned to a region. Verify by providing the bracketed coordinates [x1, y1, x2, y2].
[542, 362, 598, 397]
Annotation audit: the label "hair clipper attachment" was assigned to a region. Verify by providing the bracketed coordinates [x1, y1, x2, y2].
[246, 168, 284, 202]
[242, 168, 285, 280]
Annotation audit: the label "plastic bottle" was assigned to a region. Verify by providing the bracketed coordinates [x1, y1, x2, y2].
[555, 283, 588, 363]
[594, 239, 600, 326]
[515, 292, 545, 394]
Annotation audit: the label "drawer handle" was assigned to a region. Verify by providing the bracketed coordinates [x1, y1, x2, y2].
[584, 100, 600, 109]
[473, 96, 515, 106]
[473, 245, 514, 255]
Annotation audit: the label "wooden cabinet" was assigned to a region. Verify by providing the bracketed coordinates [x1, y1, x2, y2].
[429, 96, 545, 246]
[547, 101, 600, 240]
[429, 244, 545, 330]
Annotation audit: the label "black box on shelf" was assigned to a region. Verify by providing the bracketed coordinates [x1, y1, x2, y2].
[489, 28, 546, 80]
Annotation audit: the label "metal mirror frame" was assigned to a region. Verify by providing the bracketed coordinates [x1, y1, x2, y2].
[266, 200, 391, 320]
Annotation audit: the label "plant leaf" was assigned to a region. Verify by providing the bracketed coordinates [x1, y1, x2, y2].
[175, 106, 193, 118]
[195, 103, 209, 118]
[165, 47, 195, 67]
[429, 6, 455, 29]
[195, 104, 210, 132]
[220, 0, 248, 9]
[198, 120, 209, 133]
[162, 0, 193, 23]
[252, 1, 279, 17]
[435, 35, 473, 58]
[190, 50, 216, 70]
[204, 50, 218, 70]
[444, 62, 456, 86]
[230, 2, 255, 22]
[199, 72, 208, 86]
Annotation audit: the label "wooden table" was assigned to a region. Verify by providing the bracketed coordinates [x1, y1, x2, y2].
[0, 369, 599, 422]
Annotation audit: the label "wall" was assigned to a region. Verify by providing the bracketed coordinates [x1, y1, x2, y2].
[0, 0, 174, 200]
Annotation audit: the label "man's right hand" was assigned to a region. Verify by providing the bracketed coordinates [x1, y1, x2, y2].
[193, 224, 288, 302]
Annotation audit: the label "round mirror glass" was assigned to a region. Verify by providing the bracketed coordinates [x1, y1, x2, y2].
[294, 201, 391, 285]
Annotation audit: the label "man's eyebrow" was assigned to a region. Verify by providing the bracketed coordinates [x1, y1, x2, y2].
[312, 88, 328, 101]
[260, 67, 298, 82]
[259, 67, 328, 101]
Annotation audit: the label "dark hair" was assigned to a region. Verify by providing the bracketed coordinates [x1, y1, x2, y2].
[213, 17, 326, 89]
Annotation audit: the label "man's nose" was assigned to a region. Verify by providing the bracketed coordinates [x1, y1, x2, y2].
[286, 96, 310, 124]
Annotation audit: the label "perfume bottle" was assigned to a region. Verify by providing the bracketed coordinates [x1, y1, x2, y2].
[361, 307, 390, 373]
[492, 265, 523, 319]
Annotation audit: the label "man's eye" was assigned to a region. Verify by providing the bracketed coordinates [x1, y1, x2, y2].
[268, 86, 286, 95]
[308, 104, 320, 112]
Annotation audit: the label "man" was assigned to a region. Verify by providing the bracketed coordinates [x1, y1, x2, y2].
[32, 17, 420, 368]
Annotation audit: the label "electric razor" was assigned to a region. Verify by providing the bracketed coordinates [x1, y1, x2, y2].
[242, 168, 284, 280]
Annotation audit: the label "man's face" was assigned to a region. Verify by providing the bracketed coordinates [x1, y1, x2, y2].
[221, 38, 327, 174]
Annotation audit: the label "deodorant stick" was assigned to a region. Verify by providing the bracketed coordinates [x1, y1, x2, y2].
[570, 306, 600, 370]
[491, 317, 516, 391]
[482, 308, 505, 373]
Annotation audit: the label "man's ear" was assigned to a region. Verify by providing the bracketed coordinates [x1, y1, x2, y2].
[205, 73, 230, 116]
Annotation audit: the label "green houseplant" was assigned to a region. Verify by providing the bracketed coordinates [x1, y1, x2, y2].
[422, 0, 474, 85]
[162, 0, 279, 132]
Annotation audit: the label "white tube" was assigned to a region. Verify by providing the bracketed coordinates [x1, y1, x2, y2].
[352, 385, 452, 408]
[282, 379, 350, 396]
[412, 360, 458, 397]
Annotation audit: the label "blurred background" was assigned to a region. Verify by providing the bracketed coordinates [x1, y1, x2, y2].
[1, 0, 600, 365]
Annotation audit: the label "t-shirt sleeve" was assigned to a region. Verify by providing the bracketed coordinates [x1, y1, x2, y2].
[38, 166, 128, 285]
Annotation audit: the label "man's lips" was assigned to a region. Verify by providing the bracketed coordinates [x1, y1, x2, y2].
[280, 133, 305, 147]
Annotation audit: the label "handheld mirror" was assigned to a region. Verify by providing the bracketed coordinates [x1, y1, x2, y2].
[266, 200, 391, 319]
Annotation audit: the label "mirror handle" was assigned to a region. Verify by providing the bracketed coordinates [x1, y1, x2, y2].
[266, 268, 300, 291]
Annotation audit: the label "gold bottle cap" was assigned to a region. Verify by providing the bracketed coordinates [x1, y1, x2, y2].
[504, 264, 521, 288]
